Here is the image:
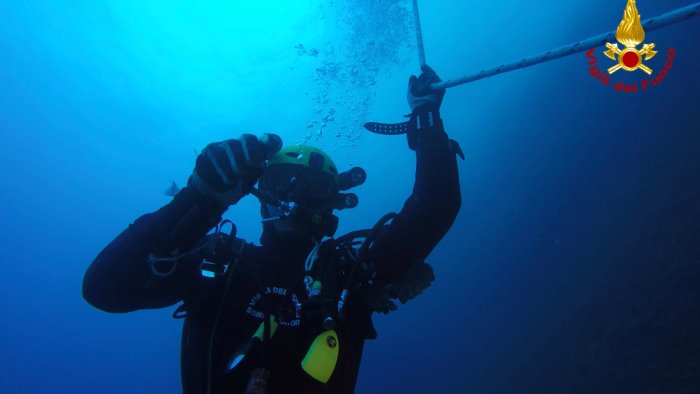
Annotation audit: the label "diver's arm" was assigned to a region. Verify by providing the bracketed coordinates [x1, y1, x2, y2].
[83, 134, 282, 313]
[82, 186, 224, 313]
[370, 66, 461, 284]
[370, 117, 461, 284]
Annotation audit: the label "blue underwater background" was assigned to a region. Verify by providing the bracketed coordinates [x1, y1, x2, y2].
[1, 0, 699, 393]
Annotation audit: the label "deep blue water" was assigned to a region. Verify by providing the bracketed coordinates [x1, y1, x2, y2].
[1, 1, 699, 393]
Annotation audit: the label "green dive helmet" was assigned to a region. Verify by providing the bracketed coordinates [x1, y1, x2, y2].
[268, 145, 340, 185]
[259, 145, 366, 211]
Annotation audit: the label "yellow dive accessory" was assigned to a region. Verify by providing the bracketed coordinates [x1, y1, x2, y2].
[301, 330, 340, 383]
[228, 317, 279, 371]
[253, 316, 279, 340]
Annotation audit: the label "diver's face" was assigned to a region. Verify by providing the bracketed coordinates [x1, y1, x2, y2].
[259, 165, 336, 210]
[262, 203, 315, 242]
[259, 165, 338, 242]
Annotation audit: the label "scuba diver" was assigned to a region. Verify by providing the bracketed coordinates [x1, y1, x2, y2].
[82, 65, 462, 394]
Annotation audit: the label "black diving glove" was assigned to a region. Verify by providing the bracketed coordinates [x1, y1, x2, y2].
[189, 133, 282, 207]
[393, 261, 435, 304]
[407, 65, 445, 113]
[406, 65, 452, 153]
[366, 261, 436, 314]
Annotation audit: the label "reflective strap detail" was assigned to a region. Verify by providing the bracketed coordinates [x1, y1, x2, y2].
[172, 303, 188, 319]
[206, 147, 231, 185]
[416, 111, 436, 129]
[221, 141, 242, 177]
[364, 111, 438, 135]
[238, 136, 252, 167]
[363, 121, 409, 135]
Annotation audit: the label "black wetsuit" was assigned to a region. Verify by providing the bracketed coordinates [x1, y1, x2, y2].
[82, 123, 460, 393]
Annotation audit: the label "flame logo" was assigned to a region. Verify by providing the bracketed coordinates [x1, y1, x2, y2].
[604, 0, 657, 74]
[616, 0, 645, 48]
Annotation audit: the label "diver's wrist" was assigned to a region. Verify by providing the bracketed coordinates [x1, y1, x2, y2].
[406, 109, 448, 152]
[183, 178, 230, 213]
[410, 105, 442, 131]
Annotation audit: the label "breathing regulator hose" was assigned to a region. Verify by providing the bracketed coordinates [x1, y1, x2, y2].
[336, 212, 398, 319]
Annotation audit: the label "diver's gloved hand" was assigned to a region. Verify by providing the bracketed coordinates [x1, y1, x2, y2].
[366, 289, 398, 315]
[406, 66, 450, 152]
[189, 133, 282, 207]
[393, 261, 435, 304]
[407, 65, 445, 113]
[244, 368, 270, 394]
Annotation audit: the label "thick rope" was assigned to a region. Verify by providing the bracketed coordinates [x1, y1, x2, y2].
[430, 2, 700, 90]
[412, 0, 426, 67]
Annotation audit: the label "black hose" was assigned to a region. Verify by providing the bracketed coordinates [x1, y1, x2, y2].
[338, 212, 398, 316]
